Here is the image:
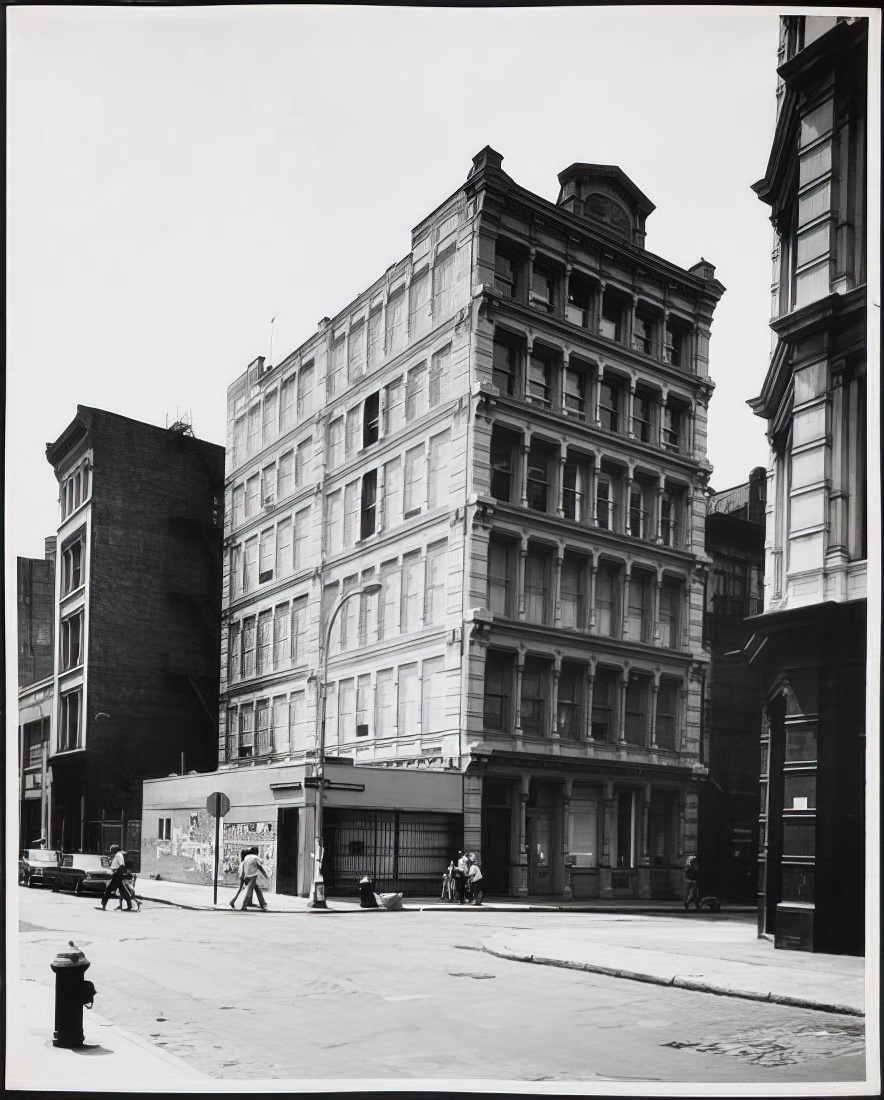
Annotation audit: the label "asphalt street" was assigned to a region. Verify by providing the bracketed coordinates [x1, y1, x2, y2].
[13, 888, 866, 1089]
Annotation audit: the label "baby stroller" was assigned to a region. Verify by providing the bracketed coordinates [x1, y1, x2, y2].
[441, 862, 457, 901]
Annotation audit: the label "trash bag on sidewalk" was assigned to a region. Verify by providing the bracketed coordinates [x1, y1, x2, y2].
[375, 892, 403, 911]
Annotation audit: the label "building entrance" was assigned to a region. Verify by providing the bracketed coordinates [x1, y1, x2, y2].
[527, 812, 553, 894]
[276, 807, 299, 895]
[481, 806, 511, 894]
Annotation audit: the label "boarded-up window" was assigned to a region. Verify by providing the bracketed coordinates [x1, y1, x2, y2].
[383, 456, 402, 531]
[397, 663, 420, 736]
[409, 268, 431, 338]
[386, 290, 407, 356]
[427, 430, 449, 508]
[273, 604, 290, 669]
[348, 321, 366, 381]
[375, 669, 397, 738]
[434, 249, 455, 319]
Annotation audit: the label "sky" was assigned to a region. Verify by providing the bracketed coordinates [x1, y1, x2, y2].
[8, 4, 787, 567]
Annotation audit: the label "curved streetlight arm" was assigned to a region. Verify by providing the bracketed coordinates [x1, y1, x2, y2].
[309, 581, 382, 905]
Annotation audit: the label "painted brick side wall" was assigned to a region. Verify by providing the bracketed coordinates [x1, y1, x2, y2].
[83, 414, 224, 817]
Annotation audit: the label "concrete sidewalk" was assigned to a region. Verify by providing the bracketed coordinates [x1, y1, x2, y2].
[134, 878, 867, 1018]
[481, 922, 867, 1018]
[6, 976, 209, 1091]
[135, 875, 754, 915]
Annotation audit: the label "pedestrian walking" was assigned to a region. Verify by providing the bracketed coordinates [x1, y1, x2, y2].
[229, 849, 249, 909]
[239, 846, 269, 911]
[466, 853, 484, 906]
[455, 851, 470, 904]
[100, 845, 134, 911]
[113, 861, 142, 911]
[684, 854, 700, 911]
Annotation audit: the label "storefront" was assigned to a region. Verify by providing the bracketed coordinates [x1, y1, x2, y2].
[141, 759, 463, 898]
[468, 754, 695, 900]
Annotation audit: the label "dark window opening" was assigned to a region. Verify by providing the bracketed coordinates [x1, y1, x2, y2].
[360, 471, 378, 539]
[599, 380, 621, 433]
[363, 392, 380, 447]
[492, 338, 518, 396]
[490, 429, 516, 502]
[566, 274, 592, 328]
[600, 290, 625, 343]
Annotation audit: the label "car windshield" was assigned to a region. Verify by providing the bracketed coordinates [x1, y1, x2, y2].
[62, 854, 108, 870]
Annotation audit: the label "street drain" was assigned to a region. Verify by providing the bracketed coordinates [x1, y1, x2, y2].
[448, 972, 496, 980]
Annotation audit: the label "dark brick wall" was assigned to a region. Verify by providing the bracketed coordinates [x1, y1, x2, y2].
[700, 507, 766, 900]
[18, 557, 55, 687]
[78, 412, 224, 823]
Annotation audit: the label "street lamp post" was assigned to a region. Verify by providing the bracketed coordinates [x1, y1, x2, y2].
[308, 580, 382, 909]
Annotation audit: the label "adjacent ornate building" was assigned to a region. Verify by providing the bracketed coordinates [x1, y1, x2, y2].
[748, 15, 868, 953]
[145, 147, 726, 899]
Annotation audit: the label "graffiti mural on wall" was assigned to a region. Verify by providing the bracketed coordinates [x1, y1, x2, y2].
[142, 810, 277, 887]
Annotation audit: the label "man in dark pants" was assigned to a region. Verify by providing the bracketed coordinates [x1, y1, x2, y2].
[684, 854, 700, 911]
[101, 844, 133, 911]
[454, 852, 470, 904]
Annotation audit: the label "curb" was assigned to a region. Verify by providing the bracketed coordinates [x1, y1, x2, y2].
[138, 893, 756, 916]
[480, 945, 865, 1018]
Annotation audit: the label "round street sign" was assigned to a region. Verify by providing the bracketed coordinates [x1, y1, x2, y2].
[206, 791, 230, 817]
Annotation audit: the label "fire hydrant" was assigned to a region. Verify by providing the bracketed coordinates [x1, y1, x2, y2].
[50, 942, 96, 1048]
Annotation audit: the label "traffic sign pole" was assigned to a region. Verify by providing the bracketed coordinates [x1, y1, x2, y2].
[206, 792, 230, 908]
[213, 810, 220, 907]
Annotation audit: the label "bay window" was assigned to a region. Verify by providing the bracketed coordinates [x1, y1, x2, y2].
[488, 537, 516, 617]
[557, 663, 583, 739]
[492, 337, 519, 396]
[524, 547, 551, 624]
[520, 658, 549, 736]
[591, 669, 617, 741]
[560, 555, 586, 630]
[484, 651, 512, 731]
[656, 679, 679, 749]
[58, 690, 81, 752]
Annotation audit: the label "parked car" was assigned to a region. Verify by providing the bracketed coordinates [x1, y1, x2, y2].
[44, 853, 114, 897]
[19, 848, 61, 887]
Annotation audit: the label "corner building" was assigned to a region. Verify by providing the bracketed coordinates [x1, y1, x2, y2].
[748, 16, 868, 954]
[217, 148, 725, 899]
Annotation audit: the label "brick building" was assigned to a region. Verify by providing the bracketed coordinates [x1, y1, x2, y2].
[39, 407, 225, 857]
[698, 468, 766, 902]
[748, 15, 868, 954]
[144, 147, 726, 900]
[17, 539, 57, 847]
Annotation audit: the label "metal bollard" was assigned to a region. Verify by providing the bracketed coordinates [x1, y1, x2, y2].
[50, 942, 96, 1048]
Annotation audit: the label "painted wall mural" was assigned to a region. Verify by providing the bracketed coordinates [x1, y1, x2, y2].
[141, 809, 277, 887]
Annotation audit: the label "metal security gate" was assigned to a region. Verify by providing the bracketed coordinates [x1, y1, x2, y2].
[324, 810, 460, 897]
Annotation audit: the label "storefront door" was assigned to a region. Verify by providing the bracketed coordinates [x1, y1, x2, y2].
[481, 807, 511, 894]
[527, 812, 553, 894]
[276, 807, 299, 895]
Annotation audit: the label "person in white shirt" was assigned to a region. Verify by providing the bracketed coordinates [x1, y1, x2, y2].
[466, 854, 484, 906]
[101, 845, 133, 911]
[238, 846, 269, 911]
[455, 852, 470, 904]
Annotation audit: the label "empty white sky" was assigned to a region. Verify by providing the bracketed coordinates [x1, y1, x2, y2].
[4, 5, 805, 562]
